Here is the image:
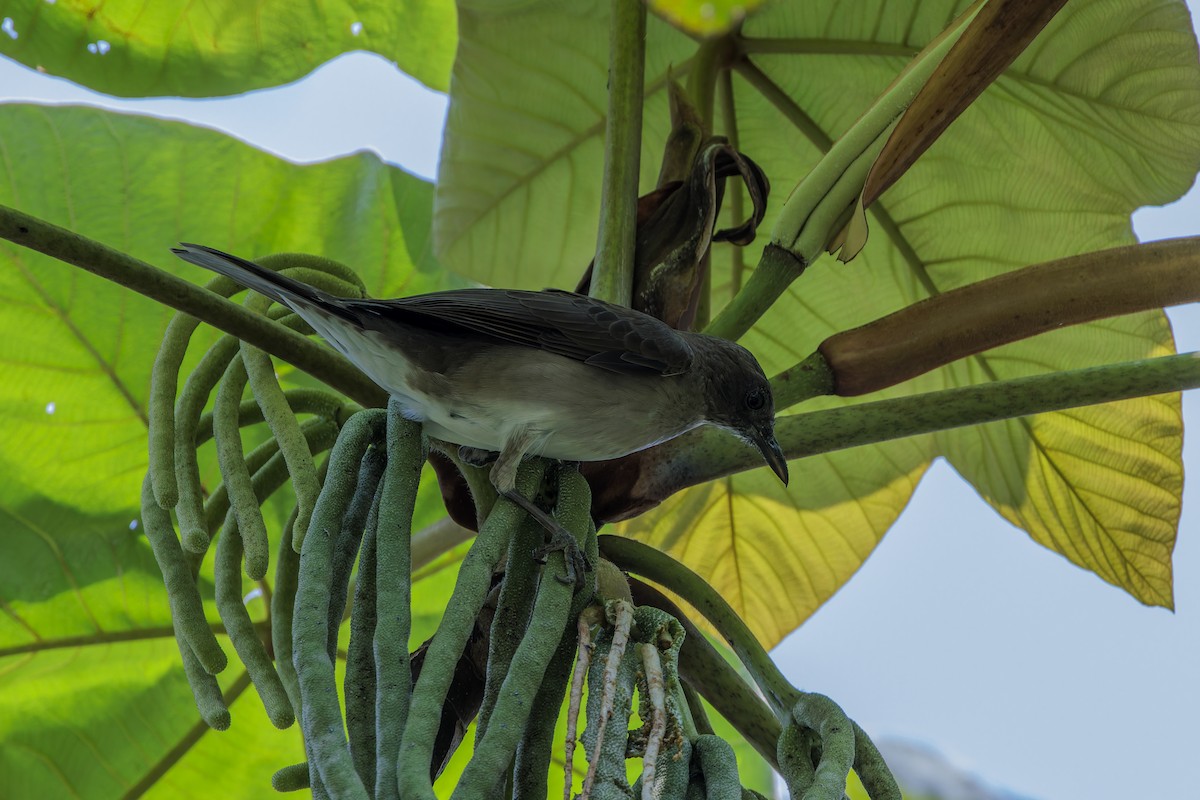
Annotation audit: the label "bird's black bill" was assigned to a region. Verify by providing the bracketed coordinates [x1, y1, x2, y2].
[750, 428, 789, 485]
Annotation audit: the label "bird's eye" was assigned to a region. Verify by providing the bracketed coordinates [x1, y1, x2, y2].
[745, 388, 766, 411]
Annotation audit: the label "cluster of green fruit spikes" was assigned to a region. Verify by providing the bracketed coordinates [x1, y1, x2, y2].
[137, 252, 899, 799]
[141, 253, 365, 734]
[601, 536, 902, 800]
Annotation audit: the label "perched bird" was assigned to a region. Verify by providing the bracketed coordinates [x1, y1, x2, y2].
[173, 244, 789, 573]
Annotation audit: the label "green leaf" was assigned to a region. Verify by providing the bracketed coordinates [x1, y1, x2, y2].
[0, 103, 459, 796]
[648, 0, 769, 36]
[0, 103, 446, 514]
[439, 0, 1200, 643]
[0, 1, 457, 95]
[0, 494, 167, 652]
[435, 0, 694, 288]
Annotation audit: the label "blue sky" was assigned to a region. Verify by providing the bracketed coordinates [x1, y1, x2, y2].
[2, 6, 1199, 798]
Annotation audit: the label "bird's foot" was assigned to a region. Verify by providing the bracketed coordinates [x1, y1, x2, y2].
[534, 526, 591, 588]
[500, 489, 591, 587]
[458, 445, 498, 468]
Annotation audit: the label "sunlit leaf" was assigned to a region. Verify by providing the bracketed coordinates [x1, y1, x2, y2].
[0, 104, 446, 514]
[0, 103, 458, 796]
[0, 1, 457, 95]
[648, 0, 769, 36]
[439, 0, 1200, 643]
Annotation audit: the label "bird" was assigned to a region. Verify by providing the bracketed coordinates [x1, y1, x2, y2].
[172, 243, 789, 579]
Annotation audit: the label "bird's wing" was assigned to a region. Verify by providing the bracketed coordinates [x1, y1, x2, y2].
[346, 288, 695, 376]
[172, 242, 358, 321]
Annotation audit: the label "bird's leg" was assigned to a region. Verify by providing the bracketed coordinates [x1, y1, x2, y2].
[457, 445, 498, 468]
[491, 434, 590, 587]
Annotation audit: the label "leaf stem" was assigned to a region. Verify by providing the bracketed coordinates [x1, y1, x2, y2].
[614, 352, 1200, 517]
[590, 0, 647, 306]
[686, 37, 726, 132]
[707, 6, 979, 340]
[718, 68, 748, 295]
[0, 203, 386, 408]
[705, 243, 805, 340]
[818, 237, 1200, 396]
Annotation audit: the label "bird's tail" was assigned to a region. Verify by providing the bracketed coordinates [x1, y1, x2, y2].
[172, 243, 334, 312]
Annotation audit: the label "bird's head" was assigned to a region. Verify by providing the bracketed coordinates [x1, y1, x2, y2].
[694, 336, 789, 485]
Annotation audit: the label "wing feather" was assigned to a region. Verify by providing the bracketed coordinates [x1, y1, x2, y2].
[344, 289, 693, 376]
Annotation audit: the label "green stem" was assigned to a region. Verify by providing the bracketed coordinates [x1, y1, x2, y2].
[147, 273, 240, 509]
[687, 37, 726, 133]
[346, 492, 381, 794]
[784, 351, 1200, 455]
[770, 351, 836, 409]
[718, 67, 747, 296]
[707, 7, 978, 341]
[477, 517, 543, 740]
[790, 694, 856, 800]
[769, 7, 976, 252]
[397, 462, 546, 800]
[326, 444, 387, 657]
[851, 721, 902, 800]
[453, 469, 590, 799]
[705, 244, 806, 341]
[213, 510, 295, 729]
[140, 475, 228, 676]
[214, 356, 271, 579]
[511, 624, 580, 800]
[624, 352, 1200, 505]
[373, 404, 426, 800]
[294, 410, 386, 800]
[272, 504, 306, 715]
[590, 0, 647, 306]
[0, 204, 386, 407]
[599, 535, 794, 718]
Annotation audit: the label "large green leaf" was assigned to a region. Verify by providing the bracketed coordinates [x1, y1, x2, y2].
[0, 104, 458, 796]
[0, 104, 445, 514]
[0, 0, 457, 95]
[438, 0, 1200, 643]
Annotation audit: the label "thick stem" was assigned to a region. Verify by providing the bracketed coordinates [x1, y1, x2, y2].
[705, 244, 805, 341]
[373, 405, 426, 800]
[609, 351, 1200, 518]
[590, 0, 647, 306]
[397, 462, 546, 800]
[862, 0, 1070, 207]
[718, 67, 747, 296]
[819, 237, 1200, 396]
[706, 6, 979, 340]
[0, 204, 386, 407]
[686, 37, 727, 133]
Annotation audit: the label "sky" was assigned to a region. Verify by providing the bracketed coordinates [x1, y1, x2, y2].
[2, 6, 1199, 799]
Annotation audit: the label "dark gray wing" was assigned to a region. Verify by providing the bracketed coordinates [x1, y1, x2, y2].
[346, 288, 694, 376]
[171, 242, 693, 376]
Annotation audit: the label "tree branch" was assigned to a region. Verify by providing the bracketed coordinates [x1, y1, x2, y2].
[0, 203, 387, 408]
[590, 0, 647, 306]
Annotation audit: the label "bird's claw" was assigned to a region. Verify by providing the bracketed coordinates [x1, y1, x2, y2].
[457, 445, 498, 468]
[500, 488, 590, 587]
[533, 530, 591, 587]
